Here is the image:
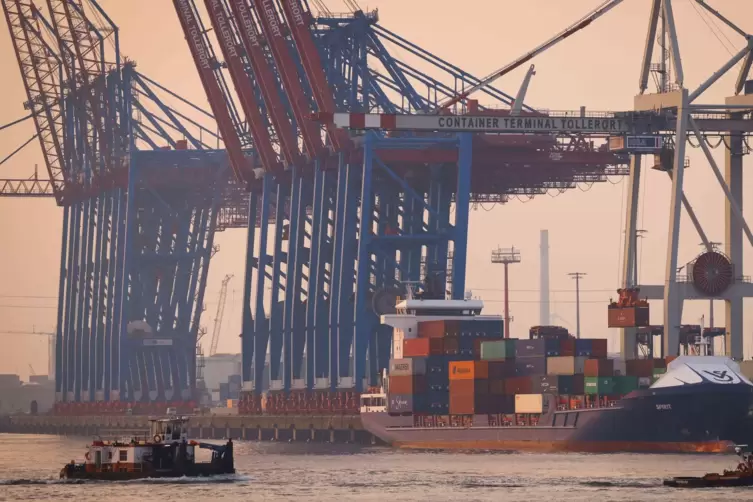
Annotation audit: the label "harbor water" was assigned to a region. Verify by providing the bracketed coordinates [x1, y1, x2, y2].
[0, 433, 751, 501]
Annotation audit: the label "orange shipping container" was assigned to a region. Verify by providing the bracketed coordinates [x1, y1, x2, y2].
[665, 355, 677, 365]
[626, 359, 654, 377]
[504, 376, 533, 395]
[449, 361, 489, 380]
[608, 305, 650, 328]
[449, 378, 489, 396]
[403, 338, 444, 358]
[584, 358, 613, 377]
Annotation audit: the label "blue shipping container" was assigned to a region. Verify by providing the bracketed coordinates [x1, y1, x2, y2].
[515, 338, 560, 358]
[575, 339, 594, 356]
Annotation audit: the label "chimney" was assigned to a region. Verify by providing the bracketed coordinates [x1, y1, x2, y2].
[540, 229, 550, 325]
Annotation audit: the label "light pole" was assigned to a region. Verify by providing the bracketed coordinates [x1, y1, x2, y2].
[491, 246, 521, 338]
[568, 272, 586, 338]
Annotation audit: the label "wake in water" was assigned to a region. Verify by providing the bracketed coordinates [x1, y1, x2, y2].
[0, 473, 252, 486]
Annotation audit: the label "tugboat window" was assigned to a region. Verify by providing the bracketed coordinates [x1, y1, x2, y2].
[119, 450, 128, 461]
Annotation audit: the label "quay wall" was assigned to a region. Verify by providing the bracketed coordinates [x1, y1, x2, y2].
[0, 414, 384, 445]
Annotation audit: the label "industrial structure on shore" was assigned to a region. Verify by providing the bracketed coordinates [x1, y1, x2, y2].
[1, 0, 753, 418]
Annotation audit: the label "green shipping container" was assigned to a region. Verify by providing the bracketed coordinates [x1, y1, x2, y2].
[653, 368, 666, 376]
[481, 340, 516, 360]
[584, 376, 616, 395]
[613, 375, 639, 394]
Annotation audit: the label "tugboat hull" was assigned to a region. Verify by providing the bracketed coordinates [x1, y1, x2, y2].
[59, 463, 235, 480]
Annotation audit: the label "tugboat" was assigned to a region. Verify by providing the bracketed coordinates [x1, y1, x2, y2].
[59, 416, 235, 480]
[664, 445, 753, 488]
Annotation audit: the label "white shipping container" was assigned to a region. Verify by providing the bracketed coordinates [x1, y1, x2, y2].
[546, 356, 586, 376]
[638, 377, 652, 388]
[515, 394, 546, 414]
[389, 358, 426, 376]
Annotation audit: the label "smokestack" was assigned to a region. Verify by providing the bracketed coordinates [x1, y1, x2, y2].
[540, 230, 550, 325]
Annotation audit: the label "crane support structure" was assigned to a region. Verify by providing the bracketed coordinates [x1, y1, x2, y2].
[209, 274, 233, 357]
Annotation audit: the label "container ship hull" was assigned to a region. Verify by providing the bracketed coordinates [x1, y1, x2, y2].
[362, 385, 753, 453]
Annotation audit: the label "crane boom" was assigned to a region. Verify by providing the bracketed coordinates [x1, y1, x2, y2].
[438, 0, 624, 111]
[46, 0, 111, 175]
[203, 0, 282, 175]
[227, 0, 301, 166]
[173, 0, 253, 184]
[251, 0, 323, 159]
[277, 0, 350, 152]
[209, 274, 233, 356]
[2, 0, 67, 203]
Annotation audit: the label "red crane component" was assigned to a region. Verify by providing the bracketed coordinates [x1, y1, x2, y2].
[251, 0, 323, 158]
[227, 0, 301, 166]
[172, 0, 252, 183]
[277, 0, 350, 152]
[202, 0, 281, 175]
[2, 0, 67, 204]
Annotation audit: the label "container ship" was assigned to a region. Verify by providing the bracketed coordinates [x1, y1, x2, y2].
[359, 291, 753, 453]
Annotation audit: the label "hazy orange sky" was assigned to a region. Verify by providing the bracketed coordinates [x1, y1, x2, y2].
[1, 0, 752, 379]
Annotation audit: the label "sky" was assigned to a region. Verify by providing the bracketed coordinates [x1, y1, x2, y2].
[1, 0, 753, 379]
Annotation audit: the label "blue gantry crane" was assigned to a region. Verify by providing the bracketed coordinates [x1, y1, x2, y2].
[1, 0, 628, 415]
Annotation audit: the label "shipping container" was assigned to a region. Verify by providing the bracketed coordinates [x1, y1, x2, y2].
[449, 361, 489, 380]
[559, 338, 575, 357]
[574, 339, 593, 357]
[449, 378, 489, 396]
[515, 394, 547, 414]
[459, 318, 505, 338]
[404, 337, 444, 358]
[546, 356, 586, 376]
[443, 337, 459, 355]
[389, 358, 427, 377]
[613, 375, 639, 394]
[584, 376, 616, 395]
[488, 360, 516, 379]
[608, 305, 650, 328]
[626, 359, 654, 377]
[449, 393, 491, 415]
[567, 374, 586, 395]
[388, 394, 421, 414]
[591, 339, 608, 358]
[504, 376, 534, 395]
[529, 326, 569, 339]
[227, 399, 238, 408]
[653, 368, 666, 377]
[418, 320, 459, 339]
[740, 361, 753, 381]
[514, 356, 547, 377]
[490, 394, 516, 414]
[584, 358, 614, 377]
[515, 338, 560, 358]
[489, 379, 507, 395]
[533, 375, 561, 394]
[653, 358, 667, 370]
[389, 374, 427, 395]
[480, 339, 516, 360]
[228, 374, 242, 385]
[665, 355, 678, 365]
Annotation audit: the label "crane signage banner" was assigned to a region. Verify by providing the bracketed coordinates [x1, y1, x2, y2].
[430, 115, 631, 134]
[331, 112, 632, 134]
[142, 339, 173, 347]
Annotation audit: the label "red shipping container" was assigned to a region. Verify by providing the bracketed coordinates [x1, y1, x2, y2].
[443, 337, 459, 355]
[488, 360, 515, 379]
[389, 375, 427, 394]
[665, 355, 678, 365]
[653, 358, 667, 369]
[626, 359, 654, 377]
[559, 338, 575, 357]
[584, 358, 613, 377]
[403, 338, 444, 357]
[417, 320, 449, 339]
[504, 376, 533, 395]
[449, 393, 491, 415]
[590, 339, 608, 358]
[450, 378, 489, 395]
